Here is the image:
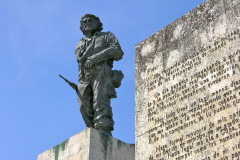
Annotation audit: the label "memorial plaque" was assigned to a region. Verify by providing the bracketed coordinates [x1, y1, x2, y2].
[135, 0, 240, 159]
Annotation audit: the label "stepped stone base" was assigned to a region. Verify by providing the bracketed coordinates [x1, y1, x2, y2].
[38, 128, 135, 160]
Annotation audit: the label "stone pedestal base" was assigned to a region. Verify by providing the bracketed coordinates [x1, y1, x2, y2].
[38, 128, 135, 160]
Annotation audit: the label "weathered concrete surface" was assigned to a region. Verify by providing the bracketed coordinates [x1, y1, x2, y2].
[38, 128, 135, 160]
[135, 0, 240, 159]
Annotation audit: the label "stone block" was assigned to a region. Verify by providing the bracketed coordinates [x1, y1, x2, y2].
[135, 0, 240, 159]
[38, 128, 135, 160]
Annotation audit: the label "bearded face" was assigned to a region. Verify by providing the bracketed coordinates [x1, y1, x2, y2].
[80, 14, 103, 36]
[81, 17, 98, 35]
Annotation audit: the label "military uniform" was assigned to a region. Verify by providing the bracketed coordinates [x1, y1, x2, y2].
[75, 31, 124, 135]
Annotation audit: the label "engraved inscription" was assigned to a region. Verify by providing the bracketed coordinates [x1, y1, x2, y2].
[146, 30, 240, 160]
[135, 1, 240, 160]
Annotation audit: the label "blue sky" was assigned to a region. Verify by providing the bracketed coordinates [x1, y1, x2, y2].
[0, 0, 205, 159]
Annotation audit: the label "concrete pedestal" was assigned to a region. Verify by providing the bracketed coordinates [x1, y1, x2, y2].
[38, 128, 135, 160]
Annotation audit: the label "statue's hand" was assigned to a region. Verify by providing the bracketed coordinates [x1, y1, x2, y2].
[84, 60, 93, 68]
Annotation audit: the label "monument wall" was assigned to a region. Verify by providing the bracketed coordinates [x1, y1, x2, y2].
[135, 0, 240, 159]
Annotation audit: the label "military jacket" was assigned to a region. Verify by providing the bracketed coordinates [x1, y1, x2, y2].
[75, 32, 123, 80]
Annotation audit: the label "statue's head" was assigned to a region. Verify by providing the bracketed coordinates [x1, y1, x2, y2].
[80, 14, 103, 35]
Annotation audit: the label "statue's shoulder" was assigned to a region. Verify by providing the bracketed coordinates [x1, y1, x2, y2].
[99, 31, 114, 35]
[98, 31, 116, 39]
[75, 39, 85, 49]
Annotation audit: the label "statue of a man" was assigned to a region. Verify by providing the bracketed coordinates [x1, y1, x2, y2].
[75, 14, 124, 135]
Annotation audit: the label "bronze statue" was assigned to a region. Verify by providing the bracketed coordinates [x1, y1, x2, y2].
[61, 14, 124, 136]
